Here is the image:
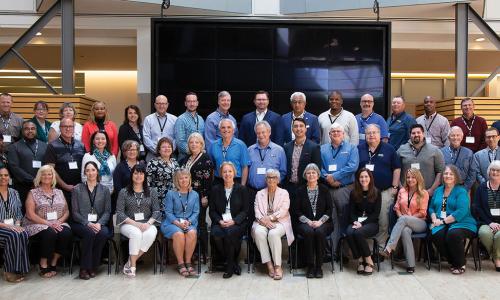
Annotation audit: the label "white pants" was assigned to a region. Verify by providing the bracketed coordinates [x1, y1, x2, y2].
[120, 224, 158, 255]
[252, 223, 286, 266]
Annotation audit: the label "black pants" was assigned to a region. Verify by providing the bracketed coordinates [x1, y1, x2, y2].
[296, 222, 334, 267]
[431, 227, 475, 268]
[211, 223, 246, 272]
[198, 204, 208, 259]
[345, 223, 378, 259]
[32, 226, 73, 260]
[71, 223, 111, 270]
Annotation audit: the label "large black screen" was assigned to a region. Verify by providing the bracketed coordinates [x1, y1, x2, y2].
[152, 19, 391, 120]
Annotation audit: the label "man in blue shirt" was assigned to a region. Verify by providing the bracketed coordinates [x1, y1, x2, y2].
[358, 124, 401, 249]
[174, 92, 205, 161]
[320, 122, 359, 257]
[239, 91, 285, 147]
[355, 94, 389, 143]
[471, 127, 500, 185]
[282, 92, 321, 144]
[386, 96, 416, 150]
[441, 126, 474, 190]
[204, 91, 238, 146]
[208, 119, 249, 185]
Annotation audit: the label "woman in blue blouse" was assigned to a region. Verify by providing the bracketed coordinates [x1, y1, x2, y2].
[429, 165, 477, 275]
[161, 168, 200, 277]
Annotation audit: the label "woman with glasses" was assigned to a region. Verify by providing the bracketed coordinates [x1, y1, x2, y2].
[31, 101, 51, 143]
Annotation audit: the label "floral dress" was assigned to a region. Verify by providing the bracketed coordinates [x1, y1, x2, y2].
[146, 157, 179, 204]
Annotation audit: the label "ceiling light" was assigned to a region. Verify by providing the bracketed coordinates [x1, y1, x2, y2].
[475, 37, 485, 42]
[36, 32, 42, 36]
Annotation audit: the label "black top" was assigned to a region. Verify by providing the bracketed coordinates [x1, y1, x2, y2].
[473, 181, 500, 225]
[348, 190, 382, 225]
[44, 138, 85, 186]
[294, 183, 333, 223]
[179, 153, 214, 199]
[118, 123, 146, 160]
[283, 139, 321, 185]
[209, 183, 248, 226]
[7, 138, 48, 185]
[113, 160, 135, 196]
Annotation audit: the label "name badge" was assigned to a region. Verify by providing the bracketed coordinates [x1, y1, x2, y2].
[47, 211, 58, 221]
[3, 135, 11, 143]
[139, 144, 145, 152]
[257, 167, 266, 175]
[179, 218, 186, 224]
[365, 164, 375, 172]
[134, 213, 145, 221]
[3, 218, 14, 225]
[222, 212, 233, 221]
[465, 136, 475, 144]
[359, 133, 366, 140]
[411, 163, 420, 170]
[328, 164, 337, 172]
[440, 211, 447, 219]
[88, 213, 98, 222]
[490, 208, 500, 216]
[32, 160, 42, 168]
[68, 161, 78, 170]
[425, 137, 432, 144]
[357, 216, 367, 223]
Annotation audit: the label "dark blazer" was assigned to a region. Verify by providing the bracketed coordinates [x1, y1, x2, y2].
[294, 183, 333, 223]
[473, 181, 498, 226]
[348, 190, 382, 225]
[239, 110, 285, 146]
[209, 183, 249, 226]
[283, 139, 321, 185]
[282, 111, 321, 144]
[118, 123, 146, 159]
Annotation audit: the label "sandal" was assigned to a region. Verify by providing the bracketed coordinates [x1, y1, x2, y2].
[177, 264, 189, 277]
[266, 264, 275, 278]
[363, 263, 374, 276]
[124, 266, 136, 278]
[39, 266, 53, 278]
[273, 266, 283, 280]
[186, 263, 197, 276]
[49, 265, 57, 277]
[357, 262, 366, 274]
[4, 272, 23, 283]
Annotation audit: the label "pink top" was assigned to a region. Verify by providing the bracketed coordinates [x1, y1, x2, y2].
[252, 187, 294, 245]
[394, 187, 429, 219]
[82, 120, 119, 156]
[23, 187, 69, 236]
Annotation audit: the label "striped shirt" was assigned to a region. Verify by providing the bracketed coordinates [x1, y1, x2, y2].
[0, 188, 23, 223]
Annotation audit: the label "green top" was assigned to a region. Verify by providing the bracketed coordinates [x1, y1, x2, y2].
[30, 116, 52, 143]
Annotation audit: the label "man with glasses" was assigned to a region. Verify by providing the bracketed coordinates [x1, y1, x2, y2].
[357, 124, 401, 249]
[355, 94, 389, 143]
[450, 97, 487, 153]
[282, 92, 320, 144]
[143, 94, 177, 161]
[7, 121, 48, 208]
[44, 118, 86, 210]
[205, 91, 238, 146]
[174, 92, 205, 161]
[386, 96, 416, 151]
[0, 93, 24, 147]
[416, 96, 450, 148]
[441, 126, 474, 190]
[320, 122, 359, 258]
[471, 127, 500, 185]
[318, 90, 359, 146]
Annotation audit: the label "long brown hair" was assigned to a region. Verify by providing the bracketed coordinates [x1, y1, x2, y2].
[352, 168, 378, 203]
[403, 168, 426, 209]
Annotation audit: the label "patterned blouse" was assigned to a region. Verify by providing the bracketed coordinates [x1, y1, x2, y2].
[23, 187, 70, 236]
[146, 157, 179, 202]
[115, 187, 161, 225]
[180, 152, 214, 199]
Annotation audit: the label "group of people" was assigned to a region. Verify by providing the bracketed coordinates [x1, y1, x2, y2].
[0, 90, 499, 283]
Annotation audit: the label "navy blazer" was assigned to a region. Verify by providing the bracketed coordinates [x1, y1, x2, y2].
[283, 139, 322, 185]
[239, 110, 285, 146]
[282, 111, 321, 144]
[473, 182, 498, 226]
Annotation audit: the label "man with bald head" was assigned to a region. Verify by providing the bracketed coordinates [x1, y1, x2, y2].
[386, 96, 416, 150]
[416, 96, 450, 148]
[440, 126, 474, 190]
[318, 90, 359, 146]
[355, 94, 389, 143]
[143, 94, 177, 161]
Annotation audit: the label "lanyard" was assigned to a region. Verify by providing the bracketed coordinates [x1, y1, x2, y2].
[267, 192, 275, 214]
[190, 112, 199, 131]
[425, 114, 437, 133]
[134, 191, 144, 208]
[0, 190, 10, 218]
[1, 113, 11, 130]
[449, 147, 462, 165]
[25, 139, 39, 158]
[411, 144, 424, 158]
[86, 183, 97, 212]
[156, 115, 168, 134]
[307, 187, 318, 216]
[388, 113, 404, 127]
[328, 109, 343, 124]
[44, 193, 55, 208]
[360, 112, 373, 130]
[487, 181, 500, 208]
[258, 147, 268, 162]
[179, 191, 190, 215]
[331, 144, 342, 160]
[441, 196, 448, 212]
[462, 115, 475, 136]
[222, 143, 230, 160]
[407, 191, 414, 209]
[225, 188, 233, 211]
[368, 144, 380, 164]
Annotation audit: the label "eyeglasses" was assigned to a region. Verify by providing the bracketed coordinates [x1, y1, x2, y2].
[60, 125, 74, 129]
[266, 176, 279, 180]
[485, 135, 498, 139]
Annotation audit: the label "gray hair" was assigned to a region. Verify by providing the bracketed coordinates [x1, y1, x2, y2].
[365, 123, 380, 133]
[302, 163, 321, 180]
[254, 120, 271, 133]
[187, 132, 205, 153]
[290, 92, 306, 102]
[330, 122, 344, 132]
[218, 91, 231, 99]
[449, 126, 464, 137]
[487, 160, 500, 176]
[121, 140, 140, 153]
[265, 168, 280, 178]
[218, 118, 235, 129]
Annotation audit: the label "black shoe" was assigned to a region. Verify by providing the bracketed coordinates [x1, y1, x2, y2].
[222, 271, 233, 279]
[496, 267, 500, 272]
[315, 267, 323, 278]
[406, 267, 415, 273]
[233, 264, 241, 276]
[306, 266, 315, 278]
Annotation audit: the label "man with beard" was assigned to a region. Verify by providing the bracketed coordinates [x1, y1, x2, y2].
[174, 92, 205, 161]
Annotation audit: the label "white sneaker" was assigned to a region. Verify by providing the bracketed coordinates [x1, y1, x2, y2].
[124, 267, 136, 278]
[123, 260, 131, 275]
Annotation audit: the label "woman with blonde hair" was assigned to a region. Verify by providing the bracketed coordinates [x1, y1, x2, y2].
[381, 168, 429, 273]
[82, 101, 119, 156]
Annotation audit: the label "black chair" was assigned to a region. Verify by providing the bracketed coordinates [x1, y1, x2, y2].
[291, 234, 335, 275]
[115, 228, 162, 275]
[386, 203, 431, 270]
[69, 233, 118, 276]
[432, 234, 481, 272]
[338, 233, 380, 272]
[251, 235, 291, 273]
[160, 232, 202, 276]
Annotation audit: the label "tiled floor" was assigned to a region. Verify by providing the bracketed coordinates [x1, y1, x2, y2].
[1, 259, 498, 300]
